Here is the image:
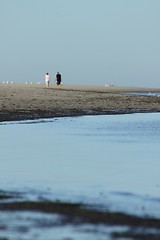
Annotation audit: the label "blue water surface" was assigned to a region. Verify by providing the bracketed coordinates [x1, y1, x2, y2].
[0, 113, 160, 217]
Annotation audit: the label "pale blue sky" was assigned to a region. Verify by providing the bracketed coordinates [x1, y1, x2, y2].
[1, 0, 160, 87]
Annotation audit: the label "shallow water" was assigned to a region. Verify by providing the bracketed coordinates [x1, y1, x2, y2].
[122, 91, 160, 96]
[1, 113, 160, 239]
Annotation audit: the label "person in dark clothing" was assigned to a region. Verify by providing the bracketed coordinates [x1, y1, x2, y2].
[56, 72, 62, 86]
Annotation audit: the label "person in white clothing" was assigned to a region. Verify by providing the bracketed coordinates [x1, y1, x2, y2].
[45, 72, 50, 88]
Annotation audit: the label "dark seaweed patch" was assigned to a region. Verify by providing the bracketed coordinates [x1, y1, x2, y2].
[0, 200, 160, 228]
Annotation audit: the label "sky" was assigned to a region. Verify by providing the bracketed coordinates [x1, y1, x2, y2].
[1, 0, 160, 87]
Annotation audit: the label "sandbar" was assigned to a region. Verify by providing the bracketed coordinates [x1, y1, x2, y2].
[0, 83, 160, 122]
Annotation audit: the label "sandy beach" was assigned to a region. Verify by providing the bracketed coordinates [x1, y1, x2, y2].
[0, 83, 160, 122]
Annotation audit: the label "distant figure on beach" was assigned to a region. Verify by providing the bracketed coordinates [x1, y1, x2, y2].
[45, 73, 50, 88]
[56, 72, 62, 87]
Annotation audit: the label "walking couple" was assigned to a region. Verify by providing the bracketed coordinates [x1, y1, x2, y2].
[45, 72, 62, 88]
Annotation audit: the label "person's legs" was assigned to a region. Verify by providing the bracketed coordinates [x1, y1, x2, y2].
[57, 80, 61, 88]
[46, 81, 49, 88]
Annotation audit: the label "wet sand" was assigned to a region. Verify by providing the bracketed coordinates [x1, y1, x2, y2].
[0, 83, 160, 122]
[1, 192, 160, 239]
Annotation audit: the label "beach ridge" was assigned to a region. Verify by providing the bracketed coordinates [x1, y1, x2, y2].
[0, 84, 160, 122]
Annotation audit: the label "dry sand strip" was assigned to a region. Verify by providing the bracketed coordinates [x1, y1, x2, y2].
[0, 83, 160, 122]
